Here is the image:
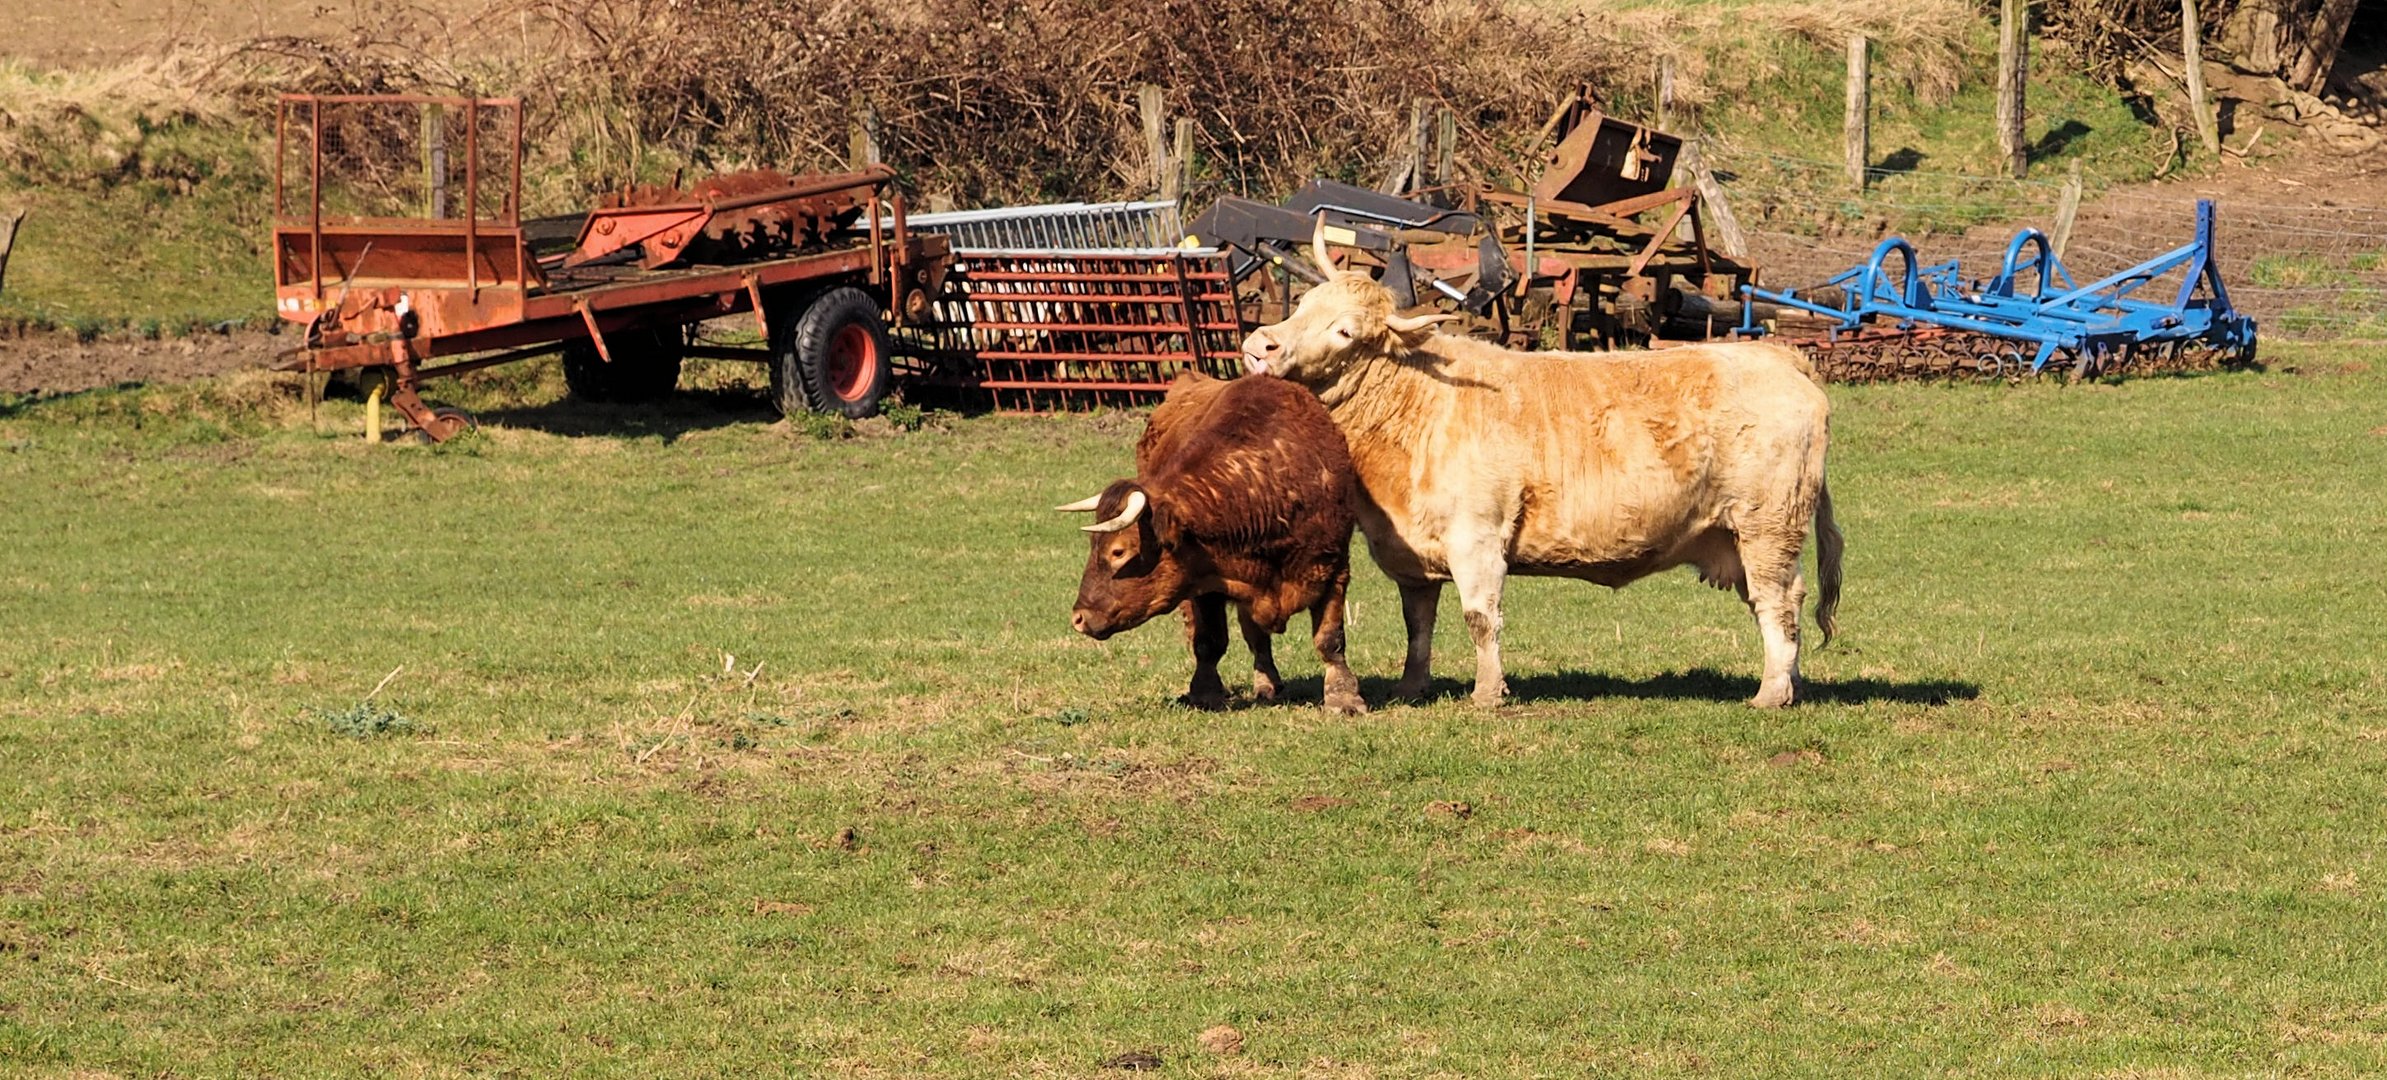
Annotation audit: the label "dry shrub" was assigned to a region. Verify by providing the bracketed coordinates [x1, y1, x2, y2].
[513, 0, 1626, 205]
[2039, 0, 2224, 80]
[503, 0, 1993, 206]
[8, 0, 1996, 210]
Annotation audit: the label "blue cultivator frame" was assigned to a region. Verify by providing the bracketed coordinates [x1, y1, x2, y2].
[1738, 199, 2258, 378]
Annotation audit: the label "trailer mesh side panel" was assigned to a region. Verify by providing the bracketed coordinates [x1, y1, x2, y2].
[897, 251, 1246, 411]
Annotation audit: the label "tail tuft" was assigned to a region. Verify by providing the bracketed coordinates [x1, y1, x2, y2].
[1813, 480, 1844, 647]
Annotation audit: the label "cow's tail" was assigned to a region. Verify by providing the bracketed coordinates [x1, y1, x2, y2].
[1812, 477, 1844, 647]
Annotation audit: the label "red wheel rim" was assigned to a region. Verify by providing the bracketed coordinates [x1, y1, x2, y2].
[827, 324, 877, 401]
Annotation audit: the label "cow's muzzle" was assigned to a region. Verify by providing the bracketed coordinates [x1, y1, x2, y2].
[1240, 327, 1282, 376]
[1071, 609, 1117, 641]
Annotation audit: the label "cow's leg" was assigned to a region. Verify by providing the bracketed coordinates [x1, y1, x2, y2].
[1737, 531, 1808, 708]
[1236, 606, 1283, 703]
[1396, 580, 1442, 702]
[1183, 594, 1230, 710]
[1447, 543, 1512, 708]
[1310, 570, 1366, 715]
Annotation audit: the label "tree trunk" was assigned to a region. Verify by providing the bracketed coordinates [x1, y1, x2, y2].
[2184, 0, 2222, 155]
[2287, 0, 2358, 94]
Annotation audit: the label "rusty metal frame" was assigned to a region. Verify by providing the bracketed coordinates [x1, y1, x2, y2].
[267, 92, 957, 438]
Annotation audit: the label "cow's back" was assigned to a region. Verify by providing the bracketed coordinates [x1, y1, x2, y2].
[1356, 338, 1827, 583]
[1138, 373, 1355, 550]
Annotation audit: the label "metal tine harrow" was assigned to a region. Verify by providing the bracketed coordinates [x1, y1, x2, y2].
[1738, 199, 2259, 381]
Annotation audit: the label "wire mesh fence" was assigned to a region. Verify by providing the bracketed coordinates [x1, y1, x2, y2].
[275, 97, 523, 225]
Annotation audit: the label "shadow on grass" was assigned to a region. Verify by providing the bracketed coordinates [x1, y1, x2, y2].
[1354, 667, 1979, 708]
[2030, 120, 2092, 159]
[469, 388, 782, 442]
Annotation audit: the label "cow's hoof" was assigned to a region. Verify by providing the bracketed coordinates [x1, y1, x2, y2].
[1251, 673, 1282, 702]
[1394, 678, 1431, 703]
[1749, 684, 1796, 709]
[1181, 689, 1228, 712]
[1323, 692, 1368, 716]
[1469, 686, 1506, 709]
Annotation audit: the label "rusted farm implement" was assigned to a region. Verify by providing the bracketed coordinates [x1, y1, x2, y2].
[272, 95, 1245, 434]
[1188, 91, 1750, 350]
[1737, 199, 2259, 381]
[890, 201, 1246, 411]
[272, 94, 965, 440]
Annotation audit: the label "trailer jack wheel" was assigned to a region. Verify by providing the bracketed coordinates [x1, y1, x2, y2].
[774, 286, 891, 418]
[405, 407, 477, 445]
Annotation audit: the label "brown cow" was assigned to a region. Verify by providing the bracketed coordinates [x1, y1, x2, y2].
[1238, 226, 1843, 709]
[1059, 371, 1366, 714]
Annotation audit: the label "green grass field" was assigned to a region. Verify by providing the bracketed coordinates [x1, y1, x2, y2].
[5, 350, 2387, 1076]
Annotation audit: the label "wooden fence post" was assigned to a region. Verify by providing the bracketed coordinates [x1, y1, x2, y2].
[849, 93, 881, 169]
[1138, 84, 1169, 198]
[1845, 34, 1869, 192]
[2182, 0, 2222, 155]
[1679, 140, 1747, 261]
[422, 103, 447, 218]
[2051, 159, 2083, 259]
[1434, 107, 1456, 188]
[1996, 0, 2030, 177]
[1657, 55, 1677, 131]
[1379, 99, 1429, 194]
[1165, 118, 1193, 204]
[0, 207, 24, 297]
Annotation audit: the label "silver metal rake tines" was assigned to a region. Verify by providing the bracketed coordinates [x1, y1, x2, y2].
[879, 201, 1194, 255]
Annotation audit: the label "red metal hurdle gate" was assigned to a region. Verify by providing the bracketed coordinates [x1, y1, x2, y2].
[888, 202, 1248, 410]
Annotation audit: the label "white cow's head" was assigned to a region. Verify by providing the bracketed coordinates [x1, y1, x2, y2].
[1239, 218, 1458, 392]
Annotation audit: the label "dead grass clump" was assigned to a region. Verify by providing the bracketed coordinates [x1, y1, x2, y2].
[0, 55, 244, 189]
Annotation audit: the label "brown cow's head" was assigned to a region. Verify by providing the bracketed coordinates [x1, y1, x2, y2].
[1058, 479, 1189, 640]
[1240, 218, 1458, 392]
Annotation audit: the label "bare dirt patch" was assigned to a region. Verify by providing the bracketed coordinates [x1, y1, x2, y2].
[3, 0, 491, 69]
[0, 328, 278, 395]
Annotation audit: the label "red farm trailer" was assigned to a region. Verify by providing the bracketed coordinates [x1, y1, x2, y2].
[272, 94, 954, 441]
[271, 94, 1245, 437]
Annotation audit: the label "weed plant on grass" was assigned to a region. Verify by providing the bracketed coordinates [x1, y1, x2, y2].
[3, 348, 2386, 1075]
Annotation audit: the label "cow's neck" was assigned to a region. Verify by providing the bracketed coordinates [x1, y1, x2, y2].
[1313, 347, 1442, 460]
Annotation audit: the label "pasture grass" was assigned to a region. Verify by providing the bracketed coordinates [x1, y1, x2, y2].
[5, 348, 2387, 1076]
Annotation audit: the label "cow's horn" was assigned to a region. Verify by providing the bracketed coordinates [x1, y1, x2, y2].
[1386, 311, 1461, 334]
[1081, 489, 1147, 534]
[1310, 213, 1339, 278]
[1053, 494, 1104, 512]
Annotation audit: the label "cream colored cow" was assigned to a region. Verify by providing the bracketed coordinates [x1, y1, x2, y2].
[1240, 230, 1843, 708]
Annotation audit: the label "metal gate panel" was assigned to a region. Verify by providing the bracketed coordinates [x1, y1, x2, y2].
[896, 249, 1247, 411]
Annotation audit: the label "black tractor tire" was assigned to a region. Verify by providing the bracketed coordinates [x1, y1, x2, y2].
[561, 325, 685, 403]
[772, 286, 892, 418]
